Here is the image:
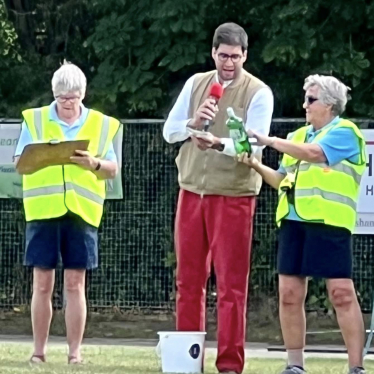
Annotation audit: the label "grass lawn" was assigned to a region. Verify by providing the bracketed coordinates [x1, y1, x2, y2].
[0, 343, 373, 374]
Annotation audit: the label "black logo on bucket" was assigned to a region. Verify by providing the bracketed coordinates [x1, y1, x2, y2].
[189, 344, 200, 359]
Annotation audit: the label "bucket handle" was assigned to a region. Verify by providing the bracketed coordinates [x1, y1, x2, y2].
[155, 334, 168, 357]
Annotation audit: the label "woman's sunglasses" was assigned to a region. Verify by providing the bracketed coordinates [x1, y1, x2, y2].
[305, 96, 319, 105]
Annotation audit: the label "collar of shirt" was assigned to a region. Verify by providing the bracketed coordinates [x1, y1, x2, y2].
[215, 72, 232, 89]
[49, 101, 89, 128]
[307, 116, 340, 141]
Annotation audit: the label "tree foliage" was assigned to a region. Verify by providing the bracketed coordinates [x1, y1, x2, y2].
[1, 0, 373, 118]
[0, 1, 20, 64]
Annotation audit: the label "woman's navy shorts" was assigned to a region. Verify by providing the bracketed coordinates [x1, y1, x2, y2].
[24, 211, 98, 270]
[277, 219, 352, 279]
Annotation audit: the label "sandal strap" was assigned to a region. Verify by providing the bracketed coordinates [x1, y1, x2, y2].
[30, 354, 45, 363]
[68, 355, 83, 364]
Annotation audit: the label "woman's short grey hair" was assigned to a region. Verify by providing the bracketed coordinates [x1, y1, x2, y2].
[52, 60, 87, 98]
[303, 74, 351, 116]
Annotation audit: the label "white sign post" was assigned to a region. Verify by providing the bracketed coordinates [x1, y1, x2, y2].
[355, 130, 374, 234]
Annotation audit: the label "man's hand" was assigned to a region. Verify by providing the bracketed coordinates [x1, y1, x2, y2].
[237, 152, 259, 168]
[247, 129, 275, 147]
[189, 98, 218, 130]
[70, 150, 99, 171]
[191, 135, 222, 151]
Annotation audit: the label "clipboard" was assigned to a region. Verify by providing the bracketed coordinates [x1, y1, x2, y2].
[17, 139, 89, 175]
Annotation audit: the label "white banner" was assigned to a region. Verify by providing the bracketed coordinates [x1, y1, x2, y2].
[0, 123, 23, 198]
[355, 130, 374, 234]
[0, 122, 123, 199]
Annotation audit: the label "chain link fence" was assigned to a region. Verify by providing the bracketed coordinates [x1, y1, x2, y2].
[0, 119, 373, 312]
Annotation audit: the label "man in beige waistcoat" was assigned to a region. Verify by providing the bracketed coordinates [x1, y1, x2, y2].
[163, 22, 274, 374]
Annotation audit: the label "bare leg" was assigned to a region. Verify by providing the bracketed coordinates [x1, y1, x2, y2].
[327, 279, 364, 368]
[64, 269, 86, 361]
[279, 275, 308, 368]
[31, 268, 55, 357]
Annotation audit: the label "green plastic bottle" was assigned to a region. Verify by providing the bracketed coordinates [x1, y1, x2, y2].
[226, 107, 252, 155]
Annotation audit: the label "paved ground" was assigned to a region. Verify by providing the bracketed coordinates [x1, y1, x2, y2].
[0, 335, 373, 360]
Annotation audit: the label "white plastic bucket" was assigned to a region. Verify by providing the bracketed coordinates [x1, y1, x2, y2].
[156, 331, 206, 373]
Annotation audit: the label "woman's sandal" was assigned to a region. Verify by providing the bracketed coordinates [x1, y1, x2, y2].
[29, 354, 46, 363]
[68, 356, 83, 365]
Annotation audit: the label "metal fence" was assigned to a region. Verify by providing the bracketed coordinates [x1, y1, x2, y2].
[0, 118, 373, 312]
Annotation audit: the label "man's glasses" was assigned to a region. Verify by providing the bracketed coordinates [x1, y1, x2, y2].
[305, 96, 319, 105]
[217, 53, 243, 63]
[55, 96, 80, 103]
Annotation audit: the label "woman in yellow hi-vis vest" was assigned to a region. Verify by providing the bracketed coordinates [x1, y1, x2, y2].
[14, 61, 120, 364]
[238, 75, 366, 374]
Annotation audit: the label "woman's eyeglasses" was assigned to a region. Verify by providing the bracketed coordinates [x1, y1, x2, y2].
[55, 96, 80, 103]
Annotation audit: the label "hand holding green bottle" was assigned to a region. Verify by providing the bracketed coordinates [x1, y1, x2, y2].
[226, 107, 253, 155]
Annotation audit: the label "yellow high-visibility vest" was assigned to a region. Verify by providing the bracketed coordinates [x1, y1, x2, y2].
[276, 119, 366, 232]
[22, 106, 120, 227]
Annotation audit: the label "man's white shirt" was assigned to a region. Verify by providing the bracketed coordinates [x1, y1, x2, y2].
[163, 71, 274, 156]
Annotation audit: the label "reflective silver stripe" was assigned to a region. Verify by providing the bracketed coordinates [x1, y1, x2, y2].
[106, 179, 113, 192]
[34, 109, 42, 141]
[23, 185, 64, 198]
[295, 188, 357, 210]
[24, 183, 104, 205]
[298, 163, 362, 184]
[286, 132, 295, 140]
[97, 116, 110, 156]
[65, 182, 104, 205]
[285, 165, 298, 173]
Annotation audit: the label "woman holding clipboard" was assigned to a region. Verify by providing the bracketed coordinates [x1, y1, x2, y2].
[14, 61, 120, 365]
